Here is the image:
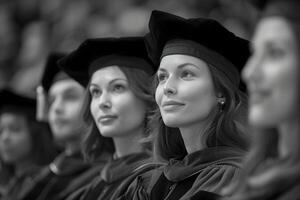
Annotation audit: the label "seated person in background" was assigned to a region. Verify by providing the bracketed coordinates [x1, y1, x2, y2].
[21, 52, 114, 200]
[0, 89, 57, 200]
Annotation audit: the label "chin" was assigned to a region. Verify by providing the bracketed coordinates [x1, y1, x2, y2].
[99, 128, 120, 138]
[53, 130, 77, 141]
[162, 118, 183, 128]
[249, 112, 276, 128]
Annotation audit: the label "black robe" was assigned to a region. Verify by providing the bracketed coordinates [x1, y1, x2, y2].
[72, 152, 153, 200]
[0, 164, 42, 200]
[20, 151, 109, 200]
[122, 146, 244, 200]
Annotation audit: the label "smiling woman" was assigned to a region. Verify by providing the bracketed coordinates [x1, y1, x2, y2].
[120, 10, 251, 200]
[222, 0, 300, 199]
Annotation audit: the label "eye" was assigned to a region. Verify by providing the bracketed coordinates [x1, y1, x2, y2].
[157, 72, 168, 82]
[10, 125, 22, 133]
[64, 92, 80, 101]
[181, 70, 194, 79]
[112, 84, 125, 93]
[267, 47, 286, 59]
[89, 87, 101, 98]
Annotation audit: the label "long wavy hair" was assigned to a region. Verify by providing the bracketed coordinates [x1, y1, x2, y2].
[152, 61, 250, 162]
[81, 66, 157, 162]
[223, 19, 300, 200]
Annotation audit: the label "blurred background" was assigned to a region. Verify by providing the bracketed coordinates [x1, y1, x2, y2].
[0, 0, 259, 97]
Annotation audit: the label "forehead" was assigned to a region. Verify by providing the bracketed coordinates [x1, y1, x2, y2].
[159, 54, 209, 70]
[0, 112, 25, 124]
[49, 79, 83, 96]
[90, 66, 127, 84]
[254, 17, 296, 44]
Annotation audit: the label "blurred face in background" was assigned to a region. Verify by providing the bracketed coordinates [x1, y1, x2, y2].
[48, 79, 85, 142]
[89, 66, 147, 138]
[156, 54, 218, 128]
[0, 112, 33, 164]
[243, 17, 299, 128]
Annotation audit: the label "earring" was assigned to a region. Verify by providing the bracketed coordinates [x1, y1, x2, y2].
[218, 99, 225, 105]
[218, 98, 225, 112]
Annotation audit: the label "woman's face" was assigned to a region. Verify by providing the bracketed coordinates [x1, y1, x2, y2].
[0, 113, 32, 164]
[48, 79, 85, 142]
[243, 17, 299, 127]
[89, 66, 147, 138]
[156, 54, 218, 128]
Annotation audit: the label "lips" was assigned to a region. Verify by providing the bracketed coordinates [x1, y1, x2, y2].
[249, 89, 270, 105]
[97, 115, 118, 123]
[52, 118, 69, 127]
[161, 100, 185, 111]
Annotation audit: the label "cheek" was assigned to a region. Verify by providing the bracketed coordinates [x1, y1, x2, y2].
[155, 85, 163, 106]
[90, 99, 98, 120]
[181, 80, 215, 104]
[14, 132, 32, 154]
[65, 100, 83, 117]
[117, 94, 146, 123]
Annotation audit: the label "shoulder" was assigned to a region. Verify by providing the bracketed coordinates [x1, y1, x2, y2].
[192, 163, 241, 194]
[111, 162, 165, 200]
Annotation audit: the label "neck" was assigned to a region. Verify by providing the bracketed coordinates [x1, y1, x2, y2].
[113, 126, 144, 159]
[64, 137, 81, 156]
[179, 119, 212, 154]
[14, 158, 34, 177]
[278, 117, 300, 159]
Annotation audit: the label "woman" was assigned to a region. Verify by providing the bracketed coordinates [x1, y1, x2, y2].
[223, 0, 300, 199]
[58, 37, 159, 200]
[124, 10, 250, 200]
[21, 52, 113, 200]
[0, 89, 57, 200]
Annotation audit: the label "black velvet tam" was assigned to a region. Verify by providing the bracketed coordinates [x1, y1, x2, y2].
[41, 52, 68, 92]
[0, 89, 36, 117]
[58, 37, 156, 87]
[145, 10, 250, 87]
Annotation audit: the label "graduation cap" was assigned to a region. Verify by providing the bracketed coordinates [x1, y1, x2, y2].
[58, 37, 156, 87]
[247, 0, 300, 21]
[145, 10, 250, 88]
[41, 52, 69, 93]
[0, 89, 36, 118]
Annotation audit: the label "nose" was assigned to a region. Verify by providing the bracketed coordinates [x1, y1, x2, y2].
[163, 76, 177, 96]
[51, 97, 64, 114]
[0, 129, 11, 144]
[98, 92, 112, 110]
[242, 53, 262, 84]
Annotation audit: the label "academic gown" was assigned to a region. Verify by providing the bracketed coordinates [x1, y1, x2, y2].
[21, 151, 109, 200]
[0, 164, 42, 200]
[225, 172, 300, 200]
[122, 146, 244, 200]
[76, 152, 152, 200]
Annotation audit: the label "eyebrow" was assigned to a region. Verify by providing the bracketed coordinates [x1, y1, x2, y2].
[158, 62, 201, 72]
[90, 78, 127, 87]
[49, 86, 80, 97]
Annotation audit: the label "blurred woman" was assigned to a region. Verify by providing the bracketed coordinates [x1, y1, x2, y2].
[58, 37, 158, 200]
[122, 10, 250, 200]
[21, 52, 113, 200]
[0, 89, 57, 200]
[222, 0, 300, 199]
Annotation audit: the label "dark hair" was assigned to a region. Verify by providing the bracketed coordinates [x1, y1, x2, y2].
[223, 19, 300, 200]
[152, 62, 250, 162]
[0, 111, 58, 172]
[81, 66, 157, 162]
